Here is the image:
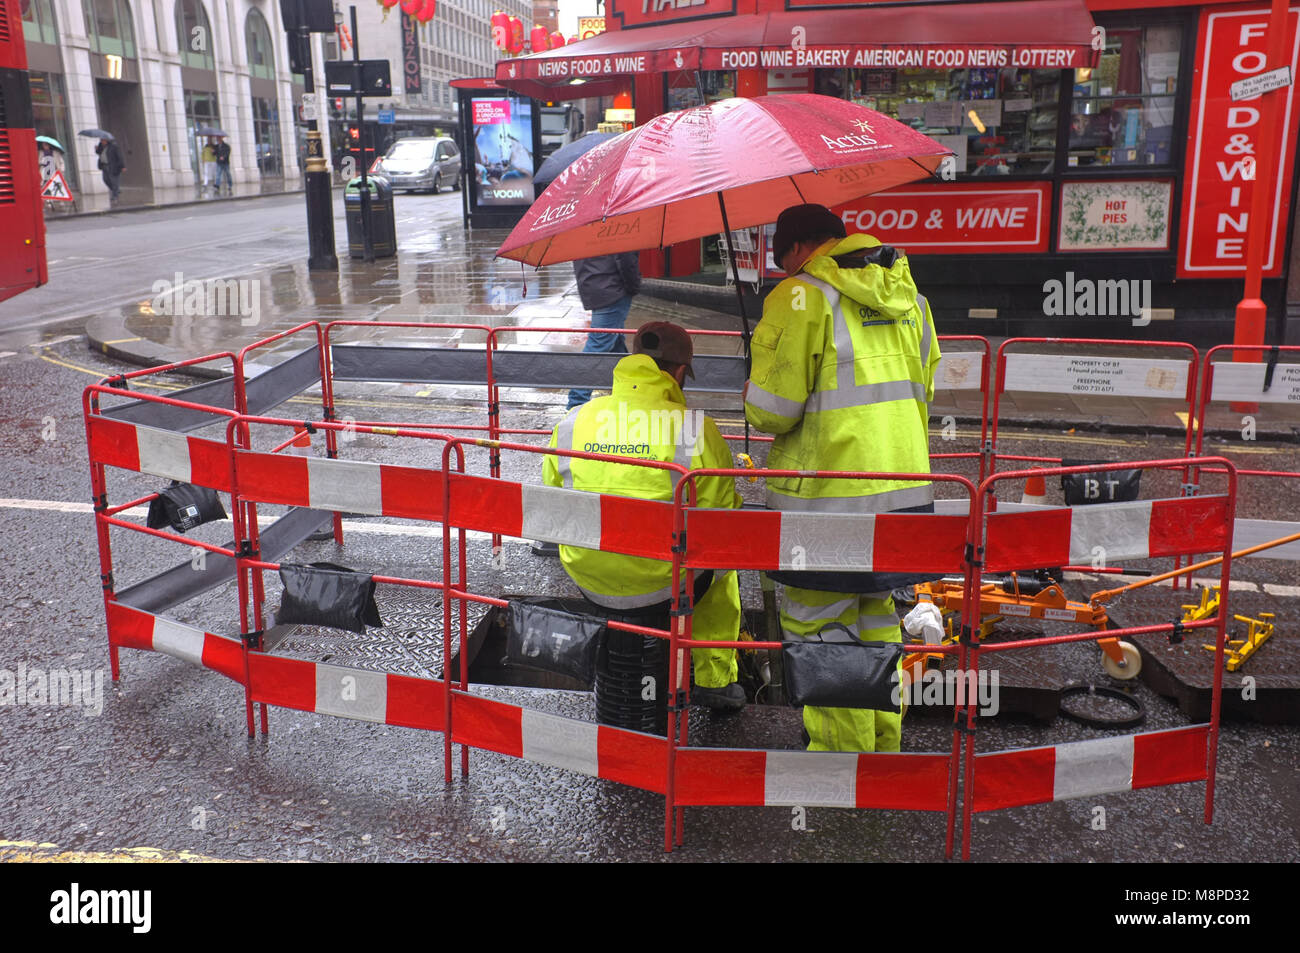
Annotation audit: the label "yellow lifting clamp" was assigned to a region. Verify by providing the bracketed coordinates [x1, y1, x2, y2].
[736, 452, 759, 483]
[1181, 586, 1221, 624]
[1203, 613, 1274, 672]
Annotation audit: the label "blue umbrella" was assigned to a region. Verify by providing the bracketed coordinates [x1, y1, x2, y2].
[533, 132, 617, 190]
[196, 126, 229, 138]
[79, 128, 114, 140]
[36, 135, 66, 152]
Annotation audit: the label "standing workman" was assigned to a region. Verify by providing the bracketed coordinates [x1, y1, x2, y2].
[544, 322, 746, 713]
[744, 203, 940, 752]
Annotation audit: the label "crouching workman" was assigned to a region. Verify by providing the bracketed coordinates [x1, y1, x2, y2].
[744, 204, 940, 751]
[543, 322, 746, 711]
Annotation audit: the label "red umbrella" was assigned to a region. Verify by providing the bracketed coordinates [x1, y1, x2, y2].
[496, 94, 951, 267]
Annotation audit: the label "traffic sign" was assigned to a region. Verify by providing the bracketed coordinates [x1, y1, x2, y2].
[1230, 66, 1292, 102]
[378, 108, 395, 124]
[40, 170, 74, 202]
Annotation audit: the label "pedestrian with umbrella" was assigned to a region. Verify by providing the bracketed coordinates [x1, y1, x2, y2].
[80, 129, 125, 203]
[36, 136, 66, 182]
[534, 131, 639, 410]
[498, 94, 951, 751]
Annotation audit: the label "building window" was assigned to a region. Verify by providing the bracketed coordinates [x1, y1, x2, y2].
[1067, 23, 1181, 167]
[29, 70, 79, 186]
[21, 0, 59, 45]
[81, 0, 137, 59]
[245, 8, 276, 81]
[175, 0, 216, 71]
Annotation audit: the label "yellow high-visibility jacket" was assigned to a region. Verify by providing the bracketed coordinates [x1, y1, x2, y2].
[543, 354, 742, 608]
[744, 233, 939, 512]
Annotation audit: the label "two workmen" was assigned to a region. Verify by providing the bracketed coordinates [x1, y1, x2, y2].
[546, 203, 940, 750]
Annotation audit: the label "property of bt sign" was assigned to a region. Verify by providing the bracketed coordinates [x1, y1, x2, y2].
[1178, 5, 1300, 278]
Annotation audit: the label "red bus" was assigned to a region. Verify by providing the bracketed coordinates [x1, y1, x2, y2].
[0, 0, 48, 304]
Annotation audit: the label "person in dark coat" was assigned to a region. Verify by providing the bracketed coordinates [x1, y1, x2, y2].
[567, 251, 642, 409]
[96, 138, 125, 203]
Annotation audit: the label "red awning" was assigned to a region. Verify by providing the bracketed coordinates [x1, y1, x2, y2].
[496, 0, 1098, 100]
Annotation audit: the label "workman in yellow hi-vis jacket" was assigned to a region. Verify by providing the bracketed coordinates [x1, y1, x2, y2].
[744, 203, 941, 751]
[543, 322, 747, 710]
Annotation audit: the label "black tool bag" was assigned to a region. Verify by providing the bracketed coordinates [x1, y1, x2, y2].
[507, 600, 604, 685]
[146, 482, 228, 533]
[1060, 458, 1142, 506]
[782, 624, 903, 711]
[275, 562, 383, 634]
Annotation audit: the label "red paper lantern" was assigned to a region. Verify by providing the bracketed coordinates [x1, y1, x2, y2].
[491, 11, 509, 50]
[530, 25, 549, 53]
[549, 31, 565, 48]
[380, 0, 399, 7]
[400, 0, 420, 14]
[508, 16, 524, 54]
[416, 0, 436, 21]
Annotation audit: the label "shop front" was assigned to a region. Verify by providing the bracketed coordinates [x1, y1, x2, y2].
[495, 0, 1300, 344]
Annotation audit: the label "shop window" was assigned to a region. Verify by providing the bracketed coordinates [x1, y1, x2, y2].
[29, 70, 78, 187]
[245, 8, 276, 81]
[1068, 24, 1180, 167]
[836, 67, 1063, 176]
[81, 0, 136, 59]
[175, 0, 216, 71]
[21, 0, 60, 46]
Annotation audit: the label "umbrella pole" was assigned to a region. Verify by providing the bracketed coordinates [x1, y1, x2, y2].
[716, 194, 752, 456]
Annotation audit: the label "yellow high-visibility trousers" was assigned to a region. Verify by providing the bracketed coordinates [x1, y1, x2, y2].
[780, 586, 902, 752]
[689, 570, 741, 689]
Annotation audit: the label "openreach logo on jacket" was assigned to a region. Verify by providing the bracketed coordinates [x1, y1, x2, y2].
[50, 883, 151, 933]
[584, 405, 704, 455]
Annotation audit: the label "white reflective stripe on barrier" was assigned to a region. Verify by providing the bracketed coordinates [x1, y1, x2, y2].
[151, 616, 206, 666]
[520, 483, 603, 548]
[935, 353, 984, 391]
[315, 663, 388, 723]
[1233, 519, 1300, 560]
[1209, 361, 1300, 405]
[1067, 499, 1153, 563]
[521, 708, 601, 778]
[135, 425, 192, 483]
[778, 512, 875, 571]
[306, 457, 384, 515]
[1053, 735, 1135, 800]
[1004, 354, 1189, 399]
[764, 750, 859, 808]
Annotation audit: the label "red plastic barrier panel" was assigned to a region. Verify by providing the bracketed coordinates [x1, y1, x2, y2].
[88, 417, 231, 492]
[674, 748, 952, 811]
[248, 652, 445, 731]
[450, 693, 668, 794]
[106, 603, 245, 683]
[235, 449, 446, 521]
[983, 495, 1230, 570]
[972, 725, 1210, 812]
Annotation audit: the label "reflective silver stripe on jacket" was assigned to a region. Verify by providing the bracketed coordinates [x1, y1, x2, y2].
[578, 580, 687, 610]
[917, 294, 933, 367]
[798, 273, 927, 413]
[766, 483, 934, 514]
[745, 380, 806, 418]
[553, 405, 584, 489]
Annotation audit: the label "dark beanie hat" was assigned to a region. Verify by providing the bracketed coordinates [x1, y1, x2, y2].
[771, 204, 847, 265]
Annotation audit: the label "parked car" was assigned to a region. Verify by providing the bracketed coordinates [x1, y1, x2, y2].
[372, 137, 462, 193]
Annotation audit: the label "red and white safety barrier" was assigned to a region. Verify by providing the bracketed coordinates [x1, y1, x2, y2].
[106, 603, 245, 683]
[674, 748, 951, 811]
[235, 449, 445, 521]
[452, 693, 668, 793]
[972, 726, 1209, 812]
[248, 653, 445, 732]
[984, 495, 1230, 569]
[88, 418, 231, 491]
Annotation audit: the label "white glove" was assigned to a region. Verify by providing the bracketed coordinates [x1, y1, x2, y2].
[902, 602, 946, 646]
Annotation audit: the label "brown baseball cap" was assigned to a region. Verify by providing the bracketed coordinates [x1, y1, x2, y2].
[632, 321, 695, 378]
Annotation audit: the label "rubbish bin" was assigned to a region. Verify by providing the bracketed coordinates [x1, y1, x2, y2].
[344, 175, 396, 258]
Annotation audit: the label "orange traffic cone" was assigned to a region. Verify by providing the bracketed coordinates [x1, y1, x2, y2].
[289, 428, 311, 456]
[1021, 469, 1047, 506]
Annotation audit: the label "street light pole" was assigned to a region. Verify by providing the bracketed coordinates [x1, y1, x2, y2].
[298, 1, 338, 271]
[352, 5, 374, 262]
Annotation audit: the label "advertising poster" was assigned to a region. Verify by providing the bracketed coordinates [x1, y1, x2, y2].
[471, 96, 535, 207]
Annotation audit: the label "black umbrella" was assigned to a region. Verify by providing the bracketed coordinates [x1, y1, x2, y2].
[79, 128, 114, 140]
[533, 132, 618, 190]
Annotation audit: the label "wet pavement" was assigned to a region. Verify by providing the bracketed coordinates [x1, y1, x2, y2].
[0, 193, 1298, 863]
